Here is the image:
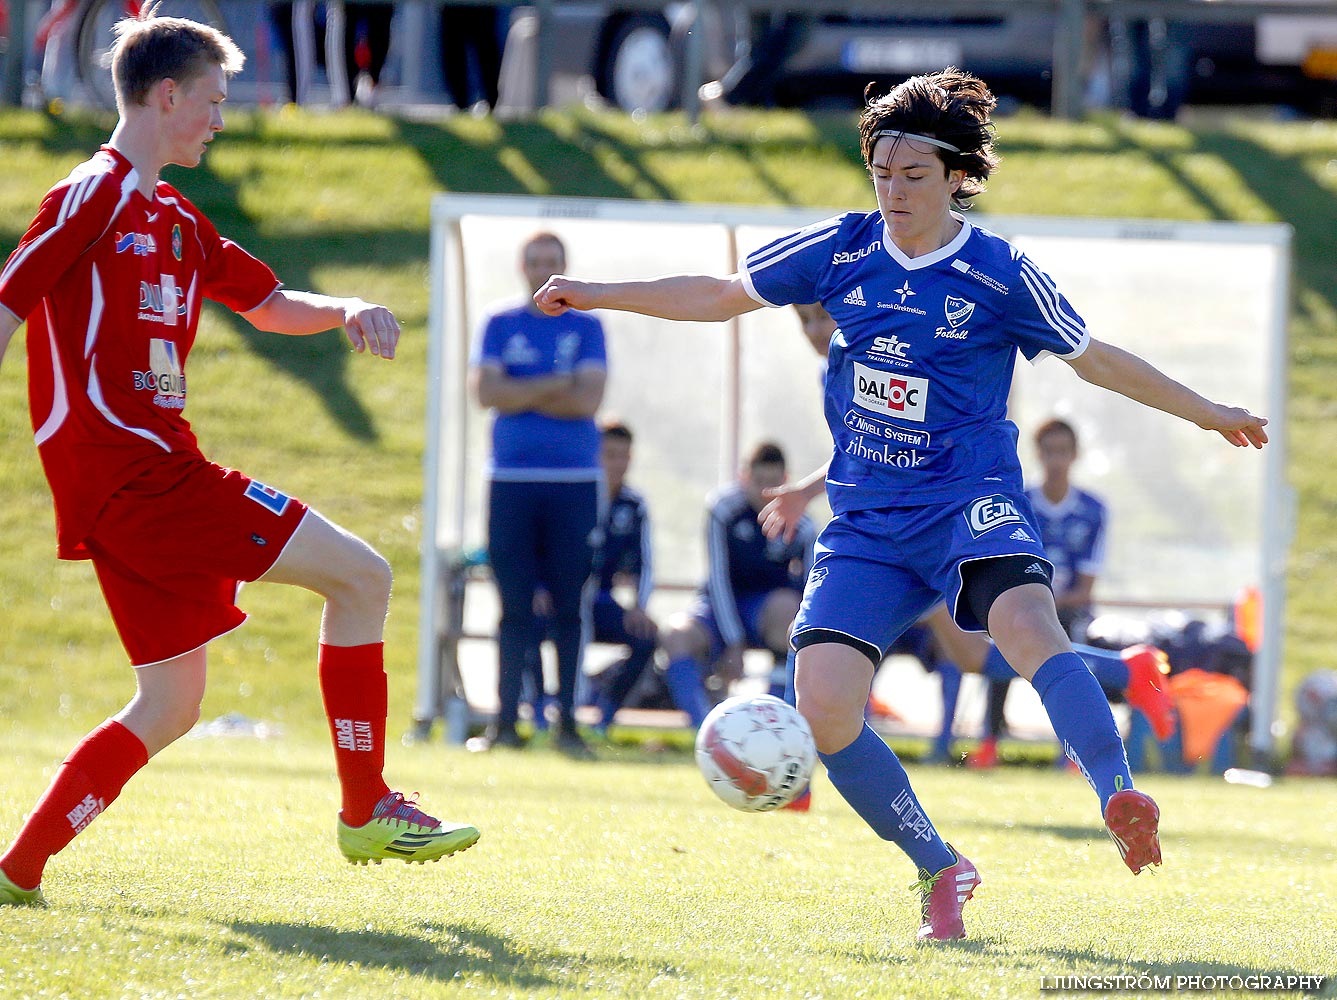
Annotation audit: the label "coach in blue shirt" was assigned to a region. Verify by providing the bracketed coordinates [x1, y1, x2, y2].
[469, 232, 607, 754]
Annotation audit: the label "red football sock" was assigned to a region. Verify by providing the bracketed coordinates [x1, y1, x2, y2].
[318, 642, 391, 826]
[0, 720, 148, 890]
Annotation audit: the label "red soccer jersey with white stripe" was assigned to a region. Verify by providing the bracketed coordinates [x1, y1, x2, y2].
[0, 146, 280, 559]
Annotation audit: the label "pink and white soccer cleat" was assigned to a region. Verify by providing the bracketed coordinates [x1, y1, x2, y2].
[914, 846, 982, 942]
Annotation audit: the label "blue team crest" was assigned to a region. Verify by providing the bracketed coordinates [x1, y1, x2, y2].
[944, 296, 975, 328]
[171, 223, 183, 261]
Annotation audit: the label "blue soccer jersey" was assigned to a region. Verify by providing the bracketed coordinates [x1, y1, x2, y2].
[471, 302, 607, 479]
[742, 211, 1089, 510]
[1024, 485, 1107, 597]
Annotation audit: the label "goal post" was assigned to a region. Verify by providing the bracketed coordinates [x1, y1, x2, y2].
[418, 193, 1293, 758]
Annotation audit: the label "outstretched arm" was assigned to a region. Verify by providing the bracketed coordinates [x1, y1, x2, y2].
[534, 274, 762, 323]
[242, 290, 401, 360]
[1067, 338, 1268, 448]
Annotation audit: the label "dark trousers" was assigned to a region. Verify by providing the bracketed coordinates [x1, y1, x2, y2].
[440, 4, 504, 108]
[488, 479, 598, 728]
[587, 592, 659, 711]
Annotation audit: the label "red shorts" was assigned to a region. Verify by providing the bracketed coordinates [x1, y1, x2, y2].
[82, 453, 309, 667]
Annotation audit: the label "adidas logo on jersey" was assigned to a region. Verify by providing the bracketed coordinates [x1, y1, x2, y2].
[1025, 562, 1049, 577]
[1010, 528, 1034, 542]
[843, 285, 867, 307]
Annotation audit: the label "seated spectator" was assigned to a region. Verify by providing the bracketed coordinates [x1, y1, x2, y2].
[660, 442, 815, 728]
[522, 421, 659, 736]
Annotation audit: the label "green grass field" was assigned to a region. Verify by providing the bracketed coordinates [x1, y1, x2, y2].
[2, 106, 1337, 997]
[1, 729, 1334, 1000]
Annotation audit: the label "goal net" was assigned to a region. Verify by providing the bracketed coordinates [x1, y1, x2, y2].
[418, 193, 1292, 754]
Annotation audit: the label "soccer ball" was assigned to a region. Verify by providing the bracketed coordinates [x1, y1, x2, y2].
[695, 694, 817, 812]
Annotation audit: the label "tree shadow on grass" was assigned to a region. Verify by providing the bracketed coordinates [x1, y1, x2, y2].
[393, 116, 659, 200]
[226, 919, 563, 990]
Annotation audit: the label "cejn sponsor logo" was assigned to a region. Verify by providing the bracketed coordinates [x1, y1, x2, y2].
[115, 231, 156, 256]
[833, 240, 881, 265]
[132, 338, 186, 409]
[852, 362, 928, 422]
[138, 275, 184, 326]
[964, 494, 1026, 538]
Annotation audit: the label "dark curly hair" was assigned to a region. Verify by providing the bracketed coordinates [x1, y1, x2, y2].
[858, 67, 999, 208]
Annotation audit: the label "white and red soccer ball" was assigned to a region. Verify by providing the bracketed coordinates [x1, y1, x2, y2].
[695, 694, 817, 812]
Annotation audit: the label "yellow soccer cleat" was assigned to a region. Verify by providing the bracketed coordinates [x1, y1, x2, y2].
[338, 791, 480, 866]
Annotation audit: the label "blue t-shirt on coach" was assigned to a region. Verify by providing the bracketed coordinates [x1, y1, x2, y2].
[741, 211, 1090, 511]
[472, 301, 607, 479]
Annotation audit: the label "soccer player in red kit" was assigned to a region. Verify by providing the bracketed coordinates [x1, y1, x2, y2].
[0, 9, 478, 907]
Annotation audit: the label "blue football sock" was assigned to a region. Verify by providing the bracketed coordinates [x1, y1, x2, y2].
[663, 657, 711, 728]
[1073, 643, 1130, 691]
[934, 662, 962, 758]
[781, 648, 798, 707]
[981, 645, 1015, 681]
[819, 723, 956, 873]
[594, 693, 617, 730]
[767, 653, 788, 700]
[1031, 652, 1134, 810]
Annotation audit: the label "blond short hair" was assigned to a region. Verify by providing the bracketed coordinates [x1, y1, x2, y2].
[110, 4, 244, 109]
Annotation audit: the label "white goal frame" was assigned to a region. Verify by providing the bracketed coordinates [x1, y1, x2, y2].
[418, 192, 1293, 758]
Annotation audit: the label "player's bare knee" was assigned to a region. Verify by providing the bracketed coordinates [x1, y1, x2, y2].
[328, 543, 392, 607]
[988, 591, 1062, 648]
[793, 676, 852, 752]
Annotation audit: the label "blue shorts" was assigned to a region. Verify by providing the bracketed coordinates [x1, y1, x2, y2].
[689, 588, 796, 658]
[791, 491, 1052, 664]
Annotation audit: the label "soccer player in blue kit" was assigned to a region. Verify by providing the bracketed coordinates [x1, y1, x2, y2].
[535, 68, 1268, 942]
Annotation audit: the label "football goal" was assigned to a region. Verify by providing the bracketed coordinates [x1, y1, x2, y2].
[417, 193, 1292, 757]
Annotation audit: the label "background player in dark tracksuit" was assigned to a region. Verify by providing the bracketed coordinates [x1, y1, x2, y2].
[585, 422, 659, 733]
[469, 232, 606, 755]
[658, 443, 816, 728]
